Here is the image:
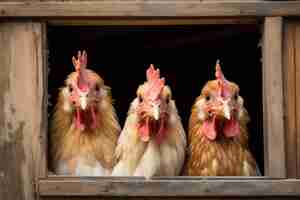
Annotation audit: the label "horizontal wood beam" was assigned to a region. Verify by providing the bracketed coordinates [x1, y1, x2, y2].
[45, 175, 269, 180]
[48, 18, 258, 26]
[39, 177, 300, 197]
[1, 1, 300, 18]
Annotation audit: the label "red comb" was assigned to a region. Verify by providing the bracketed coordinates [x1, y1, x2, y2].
[215, 60, 230, 98]
[72, 50, 87, 72]
[144, 64, 165, 101]
[72, 50, 89, 91]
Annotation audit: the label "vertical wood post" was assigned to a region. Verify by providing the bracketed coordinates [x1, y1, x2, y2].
[0, 22, 47, 200]
[283, 21, 297, 178]
[263, 17, 286, 178]
[294, 22, 300, 178]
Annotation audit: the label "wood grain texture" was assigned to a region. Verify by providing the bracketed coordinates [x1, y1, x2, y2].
[48, 18, 258, 26]
[38, 177, 300, 197]
[40, 197, 300, 200]
[0, 1, 300, 17]
[295, 23, 300, 178]
[262, 17, 286, 178]
[37, 22, 48, 178]
[283, 21, 297, 178]
[0, 22, 46, 200]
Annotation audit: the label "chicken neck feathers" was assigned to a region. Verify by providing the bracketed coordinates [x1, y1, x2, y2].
[51, 87, 120, 173]
[186, 97, 257, 176]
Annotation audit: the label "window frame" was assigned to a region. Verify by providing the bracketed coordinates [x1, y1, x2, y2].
[1, 0, 296, 197]
[38, 17, 289, 197]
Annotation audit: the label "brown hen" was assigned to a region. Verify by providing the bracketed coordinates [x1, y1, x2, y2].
[50, 51, 120, 176]
[185, 61, 259, 176]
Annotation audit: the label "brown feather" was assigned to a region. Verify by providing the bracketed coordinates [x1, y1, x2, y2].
[185, 80, 257, 176]
[50, 73, 120, 173]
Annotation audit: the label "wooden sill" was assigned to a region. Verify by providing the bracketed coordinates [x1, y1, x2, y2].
[1, 1, 300, 18]
[38, 176, 300, 197]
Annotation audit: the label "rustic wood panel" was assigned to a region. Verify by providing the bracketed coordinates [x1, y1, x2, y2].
[1, 0, 40, 1]
[283, 21, 297, 178]
[0, 22, 46, 200]
[0, 0, 270, 1]
[0, 1, 300, 18]
[295, 23, 300, 178]
[37, 22, 48, 178]
[262, 17, 286, 178]
[41, 198, 300, 200]
[38, 178, 300, 197]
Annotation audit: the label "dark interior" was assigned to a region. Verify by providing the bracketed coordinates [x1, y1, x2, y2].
[48, 24, 264, 174]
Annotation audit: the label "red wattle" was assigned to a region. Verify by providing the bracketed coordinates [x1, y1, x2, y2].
[155, 117, 167, 144]
[200, 116, 217, 140]
[75, 107, 84, 130]
[223, 118, 240, 138]
[138, 118, 150, 142]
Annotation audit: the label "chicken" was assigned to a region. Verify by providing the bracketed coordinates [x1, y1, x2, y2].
[112, 64, 186, 179]
[50, 50, 120, 176]
[185, 61, 259, 176]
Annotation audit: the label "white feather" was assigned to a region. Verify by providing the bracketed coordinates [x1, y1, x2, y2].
[196, 99, 206, 120]
[159, 142, 177, 176]
[62, 88, 72, 112]
[75, 157, 110, 176]
[111, 113, 143, 176]
[112, 99, 186, 179]
[134, 140, 161, 179]
[238, 96, 245, 119]
[100, 88, 107, 97]
[56, 156, 111, 176]
[111, 160, 131, 176]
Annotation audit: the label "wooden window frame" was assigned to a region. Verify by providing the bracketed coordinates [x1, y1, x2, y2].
[2, 1, 300, 198]
[38, 17, 293, 197]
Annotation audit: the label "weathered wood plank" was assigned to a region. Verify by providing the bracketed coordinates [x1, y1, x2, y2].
[0, 1, 300, 17]
[295, 22, 300, 178]
[36, 22, 48, 178]
[262, 17, 286, 178]
[38, 178, 300, 197]
[45, 175, 269, 180]
[40, 197, 300, 200]
[48, 18, 258, 26]
[283, 21, 297, 178]
[0, 22, 45, 200]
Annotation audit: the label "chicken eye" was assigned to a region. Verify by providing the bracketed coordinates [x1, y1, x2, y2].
[233, 93, 239, 100]
[166, 97, 170, 104]
[205, 95, 211, 101]
[138, 95, 143, 103]
[68, 84, 73, 93]
[95, 84, 100, 92]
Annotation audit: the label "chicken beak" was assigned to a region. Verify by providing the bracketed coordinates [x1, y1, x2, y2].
[79, 96, 87, 110]
[79, 92, 88, 110]
[152, 104, 160, 121]
[223, 101, 231, 120]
